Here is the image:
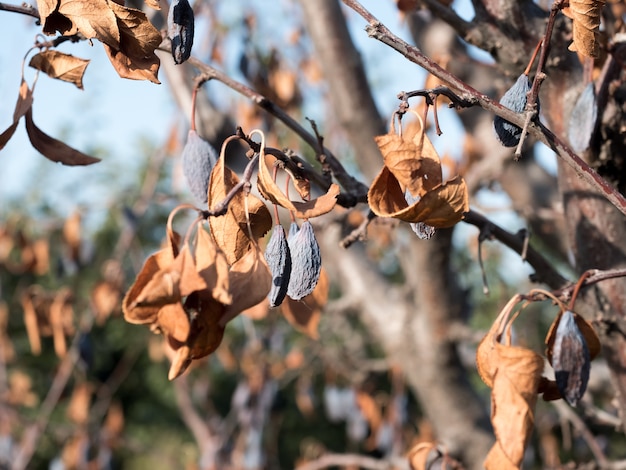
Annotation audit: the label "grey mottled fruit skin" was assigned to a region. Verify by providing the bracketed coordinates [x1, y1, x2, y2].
[182, 130, 218, 204]
[494, 73, 531, 147]
[287, 221, 322, 301]
[568, 82, 598, 153]
[265, 225, 292, 307]
[552, 310, 590, 406]
[168, 0, 194, 65]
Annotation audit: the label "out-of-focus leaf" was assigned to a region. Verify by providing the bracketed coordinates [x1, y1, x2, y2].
[25, 108, 100, 165]
[63, 210, 81, 262]
[29, 50, 90, 89]
[103, 44, 160, 83]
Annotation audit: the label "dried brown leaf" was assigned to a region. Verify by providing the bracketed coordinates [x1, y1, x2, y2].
[195, 223, 231, 305]
[29, 50, 89, 89]
[257, 153, 339, 219]
[45, 0, 120, 46]
[103, 43, 160, 84]
[368, 166, 468, 228]
[477, 296, 544, 470]
[63, 210, 81, 262]
[281, 268, 328, 339]
[0, 80, 34, 150]
[564, 0, 606, 57]
[208, 152, 272, 264]
[25, 107, 100, 165]
[374, 132, 441, 197]
[156, 302, 190, 344]
[144, 0, 160, 9]
[222, 243, 272, 323]
[122, 233, 178, 324]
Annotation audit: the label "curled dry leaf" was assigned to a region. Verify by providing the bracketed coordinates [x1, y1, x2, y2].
[29, 50, 90, 89]
[563, 0, 606, 57]
[122, 230, 180, 324]
[38, 0, 120, 46]
[221, 243, 272, 325]
[207, 148, 272, 264]
[195, 222, 231, 305]
[25, 108, 101, 166]
[257, 152, 340, 219]
[103, 2, 162, 84]
[0, 80, 33, 150]
[374, 130, 442, 197]
[369, 167, 468, 228]
[476, 295, 544, 470]
[168, 293, 226, 380]
[369, 121, 469, 228]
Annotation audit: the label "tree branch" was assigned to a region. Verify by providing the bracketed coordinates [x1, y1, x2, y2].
[463, 209, 569, 289]
[341, 0, 626, 219]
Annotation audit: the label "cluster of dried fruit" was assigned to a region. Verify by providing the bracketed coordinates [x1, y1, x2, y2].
[265, 220, 322, 307]
[124, 130, 337, 378]
[476, 292, 600, 469]
[368, 114, 469, 232]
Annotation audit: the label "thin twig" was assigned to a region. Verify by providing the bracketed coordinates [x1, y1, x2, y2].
[12, 336, 80, 470]
[463, 209, 569, 289]
[0, 2, 39, 19]
[340, 210, 377, 248]
[172, 49, 369, 208]
[341, 0, 626, 218]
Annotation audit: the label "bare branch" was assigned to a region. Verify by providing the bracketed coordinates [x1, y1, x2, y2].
[341, 0, 626, 219]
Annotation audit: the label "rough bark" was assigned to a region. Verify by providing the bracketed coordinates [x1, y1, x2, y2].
[318, 224, 493, 469]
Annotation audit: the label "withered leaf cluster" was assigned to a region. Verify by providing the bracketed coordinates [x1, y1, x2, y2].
[123, 219, 272, 380]
[124, 131, 338, 378]
[36, 0, 162, 83]
[368, 117, 469, 231]
[476, 295, 601, 469]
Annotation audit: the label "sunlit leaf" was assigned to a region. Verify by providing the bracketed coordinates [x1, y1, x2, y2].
[29, 50, 90, 89]
[0, 80, 33, 150]
[24, 108, 100, 165]
[208, 151, 272, 264]
[257, 152, 339, 219]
